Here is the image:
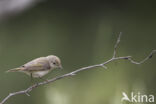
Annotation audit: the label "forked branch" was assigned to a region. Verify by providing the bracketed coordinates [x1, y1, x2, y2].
[0, 33, 155, 104]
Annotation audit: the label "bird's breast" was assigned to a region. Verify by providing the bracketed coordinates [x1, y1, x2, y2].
[32, 70, 50, 78]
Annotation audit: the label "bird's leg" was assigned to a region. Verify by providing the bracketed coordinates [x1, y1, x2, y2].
[30, 73, 34, 84]
[30, 73, 39, 85]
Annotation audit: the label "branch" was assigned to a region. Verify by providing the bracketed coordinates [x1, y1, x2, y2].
[112, 32, 122, 58]
[0, 33, 156, 104]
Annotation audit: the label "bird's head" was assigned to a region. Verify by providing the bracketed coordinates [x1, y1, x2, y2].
[46, 55, 62, 69]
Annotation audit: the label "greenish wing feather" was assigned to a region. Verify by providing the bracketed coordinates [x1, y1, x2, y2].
[23, 57, 50, 71]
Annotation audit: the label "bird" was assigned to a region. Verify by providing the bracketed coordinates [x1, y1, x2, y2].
[7, 55, 62, 79]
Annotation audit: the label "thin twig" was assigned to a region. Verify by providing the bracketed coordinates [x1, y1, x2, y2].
[112, 32, 122, 58]
[0, 33, 155, 104]
[126, 50, 156, 64]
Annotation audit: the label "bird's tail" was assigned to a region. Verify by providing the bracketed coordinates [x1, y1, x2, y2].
[6, 67, 23, 72]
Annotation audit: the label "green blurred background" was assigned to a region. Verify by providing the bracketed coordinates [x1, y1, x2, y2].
[0, 0, 156, 104]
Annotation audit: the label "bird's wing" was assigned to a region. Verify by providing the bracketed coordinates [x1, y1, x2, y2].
[22, 57, 50, 71]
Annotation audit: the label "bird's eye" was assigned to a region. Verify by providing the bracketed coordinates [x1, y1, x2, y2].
[53, 62, 56, 65]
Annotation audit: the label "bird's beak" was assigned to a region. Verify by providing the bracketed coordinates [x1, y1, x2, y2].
[59, 65, 63, 69]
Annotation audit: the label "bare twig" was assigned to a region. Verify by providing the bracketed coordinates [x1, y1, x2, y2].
[112, 32, 122, 58]
[0, 33, 155, 104]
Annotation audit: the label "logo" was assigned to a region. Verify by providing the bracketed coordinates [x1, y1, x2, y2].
[121, 92, 154, 103]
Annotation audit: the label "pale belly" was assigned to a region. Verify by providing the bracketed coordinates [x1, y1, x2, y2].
[32, 70, 50, 78]
[23, 70, 50, 78]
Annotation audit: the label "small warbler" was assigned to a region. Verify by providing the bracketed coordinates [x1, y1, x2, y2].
[7, 55, 62, 78]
